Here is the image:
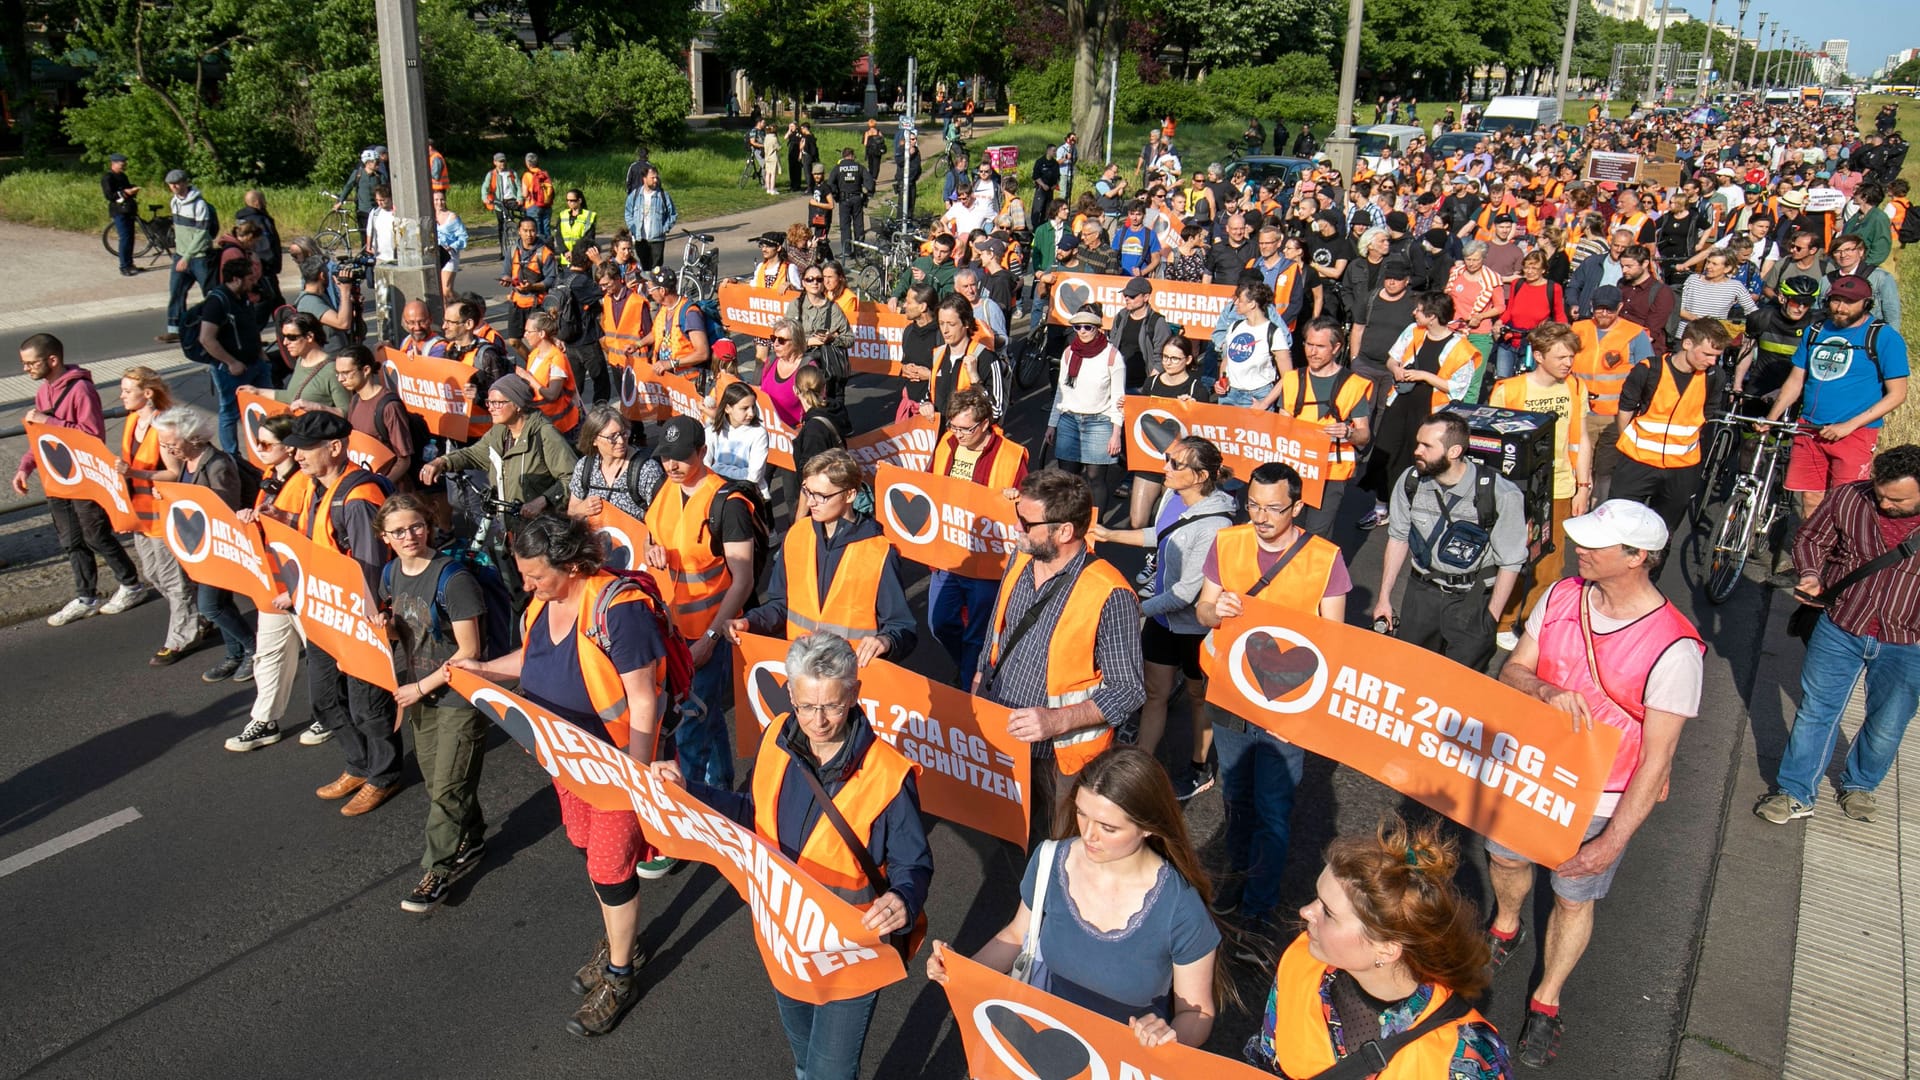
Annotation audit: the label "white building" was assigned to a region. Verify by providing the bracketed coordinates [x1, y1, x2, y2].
[1821, 39, 1848, 76]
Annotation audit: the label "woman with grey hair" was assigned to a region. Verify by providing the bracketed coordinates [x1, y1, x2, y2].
[1341, 227, 1395, 325]
[152, 405, 257, 683]
[652, 630, 933, 1080]
[1446, 238, 1504, 401]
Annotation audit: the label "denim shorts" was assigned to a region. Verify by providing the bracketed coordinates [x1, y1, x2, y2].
[1485, 815, 1622, 903]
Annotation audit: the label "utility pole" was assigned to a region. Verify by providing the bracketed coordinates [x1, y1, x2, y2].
[1104, 53, 1117, 165]
[1325, 0, 1364, 183]
[1747, 13, 1765, 89]
[371, 0, 439, 342]
[1556, 0, 1580, 118]
[863, 0, 877, 117]
[1648, 0, 1673, 104]
[1698, 0, 1718, 100]
[1763, 24, 1778, 87]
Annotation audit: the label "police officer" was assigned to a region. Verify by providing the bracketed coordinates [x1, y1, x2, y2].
[832, 148, 870, 256]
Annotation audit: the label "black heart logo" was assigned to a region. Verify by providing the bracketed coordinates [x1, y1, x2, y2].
[483, 702, 538, 750]
[171, 505, 208, 554]
[274, 555, 302, 600]
[1055, 281, 1091, 319]
[1246, 632, 1319, 701]
[599, 528, 633, 570]
[888, 489, 933, 538]
[244, 406, 267, 451]
[1141, 415, 1183, 454]
[984, 1004, 1091, 1080]
[754, 667, 792, 723]
[39, 439, 75, 480]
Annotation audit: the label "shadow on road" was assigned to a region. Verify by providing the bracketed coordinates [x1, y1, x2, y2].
[0, 705, 228, 842]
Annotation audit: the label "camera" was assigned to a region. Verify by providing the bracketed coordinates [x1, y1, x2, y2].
[334, 252, 377, 285]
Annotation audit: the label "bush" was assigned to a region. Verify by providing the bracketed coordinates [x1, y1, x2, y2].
[1122, 78, 1217, 125]
[1008, 56, 1075, 125]
[1202, 55, 1337, 125]
[520, 45, 693, 152]
[1009, 52, 1336, 135]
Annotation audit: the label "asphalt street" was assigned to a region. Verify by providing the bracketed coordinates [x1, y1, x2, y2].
[0, 222, 1778, 1078]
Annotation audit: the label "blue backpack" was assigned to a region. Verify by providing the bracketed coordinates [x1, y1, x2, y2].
[383, 550, 519, 662]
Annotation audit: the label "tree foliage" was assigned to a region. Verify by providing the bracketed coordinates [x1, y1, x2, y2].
[1891, 57, 1920, 85]
[714, 0, 861, 107]
[874, 0, 1016, 87]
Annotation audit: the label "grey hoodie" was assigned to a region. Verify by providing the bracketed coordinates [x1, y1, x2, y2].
[1140, 487, 1238, 635]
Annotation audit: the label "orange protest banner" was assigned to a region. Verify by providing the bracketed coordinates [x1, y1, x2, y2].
[733, 633, 1031, 846]
[1122, 395, 1333, 508]
[1041, 271, 1234, 340]
[714, 371, 796, 471]
[872, 462, 1021, 579]
[24, 421, 138, 532]
[608, 360, 675, 424]
[450, 668, 909, 1004]
[719, 281, 909, 376]
[1204, 597, 1620, 866]
[235, 386, 394, 476]
[379, 345, 483, 440]
[938, 948, 1276, 1080]
[259, 517, 399, 691]
[343, 431, 395, 477]
[583, 501, 674, 597]
[846, 415, 939, 477]
[152, 480, 278, 609]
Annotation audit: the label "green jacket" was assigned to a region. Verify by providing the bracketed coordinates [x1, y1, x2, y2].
[439, 411, 578, 510]
[170, 187, 218, 260]
[1030, 221, 1061, 273]
[1844, 205, 1893, 268]
[892, 255, 958, 301]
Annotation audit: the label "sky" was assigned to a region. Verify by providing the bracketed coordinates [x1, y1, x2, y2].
[1661, 0, 1920, 75]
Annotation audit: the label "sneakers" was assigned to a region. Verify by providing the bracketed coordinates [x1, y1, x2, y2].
[48, 597, 103, 627]
[635, 856, 678, 880]
[568, 967, 640, 1037]
[1838, 789, 1877, 821]
[1754, 792, 1814, 824]
[1496, 630, 1521, 652]
[1486, 923, 1530, 973]
[571, 938, 613, 995]
[451, 835, 487, 872]
[299, 721, 336, 746]
[231, 655, 256, 683]
[1175, 763, 1215, 802]
[1516, 1009, 1564, 1068]
[401, 871, 452, 913]
[1359, 505, 1391, 530]
[1209, 880, 1244, 917]
[1134, 552, 1158, 588]
[225, 719, 285, 752]
[100, 582, 153, 615]
[202, 656, 244, 683]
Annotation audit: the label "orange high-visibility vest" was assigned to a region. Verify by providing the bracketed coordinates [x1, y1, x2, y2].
[599, 291, 651, 366]
[1571, 317, 1648, 416]
[781, 521, 887, 640]
[1199, 523, 1338, 677]
[1617, 358, 1708, 468]
[428, 149, 449, 194]
[521, 572, 664, 750]
[654, 297, 701, 368]
[1269, 934, 1486, 1080]
[299, 469, 386, 554]
[932, 429, 1028, 490]
[751, 720, 916, 904]
[1398, 327, 1481, 409]
[644, 471, 738, 641]
[752, 259, 791, 292]
[987, 552, 1133, 774]
[508, 244, 551, 310]
[525, 342, 580, 434]
[1278, 368, 1373, 481]
[521, 168, 552, 208]
[121, 415, 165, 537]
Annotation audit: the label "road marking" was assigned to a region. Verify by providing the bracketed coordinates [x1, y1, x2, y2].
[0, 807, 143, 880]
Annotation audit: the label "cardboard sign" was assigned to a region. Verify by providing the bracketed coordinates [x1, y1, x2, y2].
[1204, 597, 1620, 867]
[1042, 272, 1234, 340]
[714, 372, 796, 472]
[152, 480, 278, 609]
[259, 517, 398, 691]
[234, 387, 395, 476]
[24, 421, 137, 532]
[846, 415, 940, 477]
[718, 282, 911, 377]
[938, 949, 1276, 1080]
[450, 669, 908, 1004]
[379, 345, 484, 440]
[1583, 151, 1642, 184]
[1655, 138, 1678, 159]
[1642, 161, 1685, 190]
[733, 633, 1031, 846]
[872, 463, 1022, 580]
[1121, 396, 1333, 508]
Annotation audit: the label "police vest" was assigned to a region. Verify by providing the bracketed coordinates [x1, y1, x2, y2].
[1279, 369, 1373, 480]
[556, 209, 597, 257]
[750, 720, 917, 905]
[522, 572, 665, 750]
[525, 342, 581, 434]
[833, 162, 866, 201]
[509, 245, 551, 309]
[1617, 358, 1708, 468]
[1571, 318, 1646, 416]
[1199, 524, 1339, 677]
[932, 429, 1027, 491]
[987, 553, 1134, 774]
[600, 292, 651, 366]
[643, 472, 737, 640]
[1269, 934, 1486, 1080]
[782, 522, 887, 640]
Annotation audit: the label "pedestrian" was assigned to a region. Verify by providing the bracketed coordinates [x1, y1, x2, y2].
[566, 404, 664, 522]
[433, 189, 468, 301]
[152, 405, 256, 684]
[1046, 307, 1127, 521]
[500, 217, 557, 352]
[451, 513, 670, 1036]
[333, 345, 417, 488]
[481, 152, 523, 255]
[1567, 285, 1652, 497]
[924, 388, 1028, 682]
[1217, 279, 1289, 410]
[926, 746, 1227, 1048]
[832, 147, 870, 255]
[702, 381, 771, 500]
[623, 165, 677, 272]
[763, 124, 781, 195]
[554, 189, 597, 263]
[863, 119, 887, 192]
[103, 152, 141, 277]
[642, 268, 713, 380]
[112, 367, 203, 665]
[521, 311, 583, 438]
[656, 631, 932, 1078]
[1120, 337, 1213, 585]
[1247, 816, 1511, 1077]
[1610, 318, 1733, 537]
[1490, 499, 1703, 1068]
[158, 169, 218, 345]
[521, 152, 555, 240]
[1276, 317, 1374, 539]
[226, 413, 315, 751]
[15, 334, 152, 626]
[1360, 292, 1481, 530]
[1444, 241, 1504, 400]
[336, 151, 382, 237]
[236, 189, 285, 311]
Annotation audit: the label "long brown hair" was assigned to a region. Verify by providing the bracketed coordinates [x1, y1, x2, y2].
[1324, 815, 1491, 997]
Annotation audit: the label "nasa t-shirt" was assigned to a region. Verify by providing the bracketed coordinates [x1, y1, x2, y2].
[1221, 319, 1281, 392]
[1793, 319, 1910, 427]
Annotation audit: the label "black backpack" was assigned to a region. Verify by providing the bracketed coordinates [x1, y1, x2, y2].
[381, 550, 520, 663]
[1898, 206, 1920, 246]
[705, 479, 774, 585]
[551, 282, 586, 344]
[180, 286, 240, 367]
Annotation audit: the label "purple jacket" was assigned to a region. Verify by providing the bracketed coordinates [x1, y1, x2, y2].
[15, 365, 106, 481]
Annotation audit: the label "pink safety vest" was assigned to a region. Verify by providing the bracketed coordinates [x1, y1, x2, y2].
[1533, 578, 1704, 792]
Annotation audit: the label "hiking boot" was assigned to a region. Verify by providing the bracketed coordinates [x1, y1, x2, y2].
[571, 938, 612, 995]
[1754, 792, 1814, 824]
[1838, 789, 1877, 821]
[48, 597, 103, 627]
[401, 871, 450, 913]
[202, 656, 243, 683]
[1486, 923, 1530, 972]
[299, 721, 335, 746]
[225, 719, 285, 752]
[1516, 1009, 1564, 1068]
[567, 967, 639, 1037]
[100, 582, 153, 615]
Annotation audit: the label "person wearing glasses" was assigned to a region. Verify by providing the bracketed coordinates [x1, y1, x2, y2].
[567, 404, 664, 522]
[769, 264, 853, 402]
[926, 388, 1029, 681]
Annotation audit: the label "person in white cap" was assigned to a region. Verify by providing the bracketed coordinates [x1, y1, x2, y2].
[1483, 497, 1704, 1069]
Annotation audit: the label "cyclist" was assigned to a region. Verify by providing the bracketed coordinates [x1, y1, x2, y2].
[1734, 275, 1823, 400]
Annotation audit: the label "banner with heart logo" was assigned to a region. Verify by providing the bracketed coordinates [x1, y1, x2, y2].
[152, 480, 278, 608]
[233, 387, 396, 477]
[1121, 396, 1334, 508]
[871, 463, 1022, 580]
[259, 517, 398, 691]
[732, 632, 1031, 846]
[448, 667, 909, 1004]
[1205, 597, 1620, 867]
[713, 372, 797, 472]
[24, 421, 138, 532]
[718, 281, 910, 376]
[584, 500, 654, 575]
[1042, 272, 1234, 341]
[379, 345, 486, 440]
[937, 947, 1275, 1080]
[846, 415, 940, 478]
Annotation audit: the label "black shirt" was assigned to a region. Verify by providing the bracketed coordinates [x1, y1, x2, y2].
[1207, 239, 1254, 284]
[103, 171, 137, 216]
[901, 319, 940, 376]
[1618, 357, 1723, 418]
[982, 268, 1017, 316]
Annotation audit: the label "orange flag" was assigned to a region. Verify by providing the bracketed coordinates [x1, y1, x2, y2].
[450, 668, 909, 1004]
[234, 387, 394, 476]
[872, 462, 1020, 580]
[259, 517, 398, 691]
[152, 480, 278, 608]
[1205, 596, 1620, 866]
[24, 421, 138, 532]
[1122, 395, 1334, 507]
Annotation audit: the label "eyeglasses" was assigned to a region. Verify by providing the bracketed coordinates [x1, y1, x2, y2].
[948, 418, 985, 438]
[385, 523, 431, 537]
[801, 486, 847, 503]
[1164, 457, 1194, 472]
[793, 702, 852, 719]
[597, 431, 629, 444]
[485, 398, 514, 408]
[1247, 500, 1297, 519]
[1017, 514, 1065, 531]
[771, 334, 794, 343]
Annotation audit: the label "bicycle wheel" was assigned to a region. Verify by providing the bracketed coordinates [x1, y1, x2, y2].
[1689, 426, 1737, 530]
[1707, 484, 1757, 604]
[852, 261, 887, 302]
[314, 230, 352, 258]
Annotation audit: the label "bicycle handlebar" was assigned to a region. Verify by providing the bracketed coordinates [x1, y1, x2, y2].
[449, 470, 523, 516]
[1711, 412, 1799, 430]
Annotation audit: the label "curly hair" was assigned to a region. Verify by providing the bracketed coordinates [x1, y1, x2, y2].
[1324, 815, 1491, 998]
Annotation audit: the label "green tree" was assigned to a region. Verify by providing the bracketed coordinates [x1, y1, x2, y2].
[1158, 0, 1324, 72]
[1890, 56, 1920, 84]
[1358, 0, 1489, 99]
[874, 0, 1015, 88]
[714, 0, 861, 116]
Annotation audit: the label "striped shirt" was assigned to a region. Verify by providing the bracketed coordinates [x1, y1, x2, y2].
[1794, 481, 1920, 644]
[1679, 275, 1758, 319]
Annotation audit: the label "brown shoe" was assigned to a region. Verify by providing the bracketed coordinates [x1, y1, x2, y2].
[566, 968, 638, 1037]
[316, 772, 367, 800]
[571, 937, 611, 996]
[340, 782, 397, 817]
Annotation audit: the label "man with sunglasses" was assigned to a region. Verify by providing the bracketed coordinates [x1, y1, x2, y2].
[1762, 229, 1833, 303]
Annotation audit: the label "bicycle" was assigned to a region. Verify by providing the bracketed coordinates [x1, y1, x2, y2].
[1688, 385, 1770, 531]
[739, 149, 763, 189]
[101, 203, 177, 265]
[842, 239, 893, 301]
[676, 232, 719, 303]
[448, 470, 524, 594]
[313, 190, 364, 258]
[1703, 413, 1799, 604]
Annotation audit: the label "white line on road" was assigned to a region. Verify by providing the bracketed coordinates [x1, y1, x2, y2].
[0, 807, 143, 880]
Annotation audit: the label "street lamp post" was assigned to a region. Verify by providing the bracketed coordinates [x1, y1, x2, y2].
[1556, 0, 1580, 117]
[1698, 0, 1718, 101]
[1648, 0, 1673, 104]
[1747, 14, 1766, 90]
[863, 0, 877, 117]
[1324, 0, 1365, 184]
[1732, 0, 1750, 92]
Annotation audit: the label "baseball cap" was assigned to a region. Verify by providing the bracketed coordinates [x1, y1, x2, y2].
[164, 168, 190, 184]
[640, 266, 673, 291]
[1828, 275, 1874, 303]
[981, 237, 1008, 259]
[1381, 259, 1412, 280]
[656, 417, 707, 461]
[1121, 276, 1153, 297]
[280, 411, 354, 449]
[1491, 212, 1516, 225]
[1590, 284, 1624, 309]
[1564, 499, 1669, 552]
[108, 153, 127, 164]
[493, 152, 507, 162]
[1057, 233, 1081, 251]
[1714, 166, 1737, 178]
[710, 338, 738, 365]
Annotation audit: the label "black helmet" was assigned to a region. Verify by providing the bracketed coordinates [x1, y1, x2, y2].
[1778, 275, 1820, 302]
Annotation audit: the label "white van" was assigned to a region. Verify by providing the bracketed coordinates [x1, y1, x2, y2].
[1763, 88, 1796, 106]
[1478, 96, 1561, 135]
[1353, 124, 1424, 172]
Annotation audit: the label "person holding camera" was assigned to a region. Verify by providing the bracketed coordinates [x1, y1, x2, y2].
[295, 254, 361, 354]
[1372, 412, 1528, 672]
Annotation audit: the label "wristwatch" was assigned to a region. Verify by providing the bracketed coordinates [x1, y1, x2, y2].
[703, 629, 719, 641]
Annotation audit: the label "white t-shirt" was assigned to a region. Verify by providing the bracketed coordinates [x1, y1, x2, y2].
[1220, 318, 1281, 392]
[941, 199, 993, 239]
[368, 207, 397, 263]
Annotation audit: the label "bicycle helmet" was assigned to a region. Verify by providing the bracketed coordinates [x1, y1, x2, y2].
[1778, 275, 1820, 303]
[360, 149, 379, 163]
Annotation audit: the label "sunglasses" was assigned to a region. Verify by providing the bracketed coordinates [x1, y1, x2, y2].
[772, 334, 794, 343]
[803, 275, 822, 282]
[1017, 514, 1066, 531]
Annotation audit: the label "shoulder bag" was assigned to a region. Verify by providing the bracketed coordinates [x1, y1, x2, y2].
[793, 757, 923, 964]
[1788, 534, 1920, 642]
[1009, 839, 1059, 984]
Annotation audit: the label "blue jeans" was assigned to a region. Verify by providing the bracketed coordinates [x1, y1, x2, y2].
[196, 583, 255, 661]
[1491, 339, 1528, 381]
[929, 570, 1001, 687]
[167, 255, 214, 333]
[773, 988, 878, 1080]
[679, 639, 736, 789]
[1214, 712, 1305, 918]
[527, 205, 552, 241]
[211, 360, 272, 455]
[113, 214, 136, 272]
[1220, 381, 1276, 409]
[1774, 613, 1920, 804]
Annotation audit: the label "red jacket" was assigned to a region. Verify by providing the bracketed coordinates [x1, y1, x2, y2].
[15, 365, 105, 481]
